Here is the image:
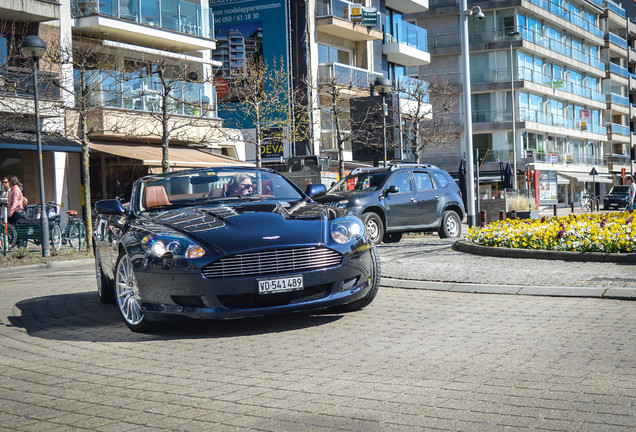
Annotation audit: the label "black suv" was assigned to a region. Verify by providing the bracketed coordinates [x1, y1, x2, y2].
[313, 164, 465, 244]
[603, 185, 630, 210]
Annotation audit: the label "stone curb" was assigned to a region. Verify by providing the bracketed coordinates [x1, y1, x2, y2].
[381, 277, 636, 300]
[454, 240, 636, 263]
[0, 258, 94, 275]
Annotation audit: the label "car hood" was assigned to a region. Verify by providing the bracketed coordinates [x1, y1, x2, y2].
[137, 200, 346, 254]
[313, 191, 374, 204]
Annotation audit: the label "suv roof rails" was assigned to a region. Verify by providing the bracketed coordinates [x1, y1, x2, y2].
[389, 163, 439, 170]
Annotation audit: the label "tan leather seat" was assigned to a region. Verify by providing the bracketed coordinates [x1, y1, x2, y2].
[143, 185, 171, 209]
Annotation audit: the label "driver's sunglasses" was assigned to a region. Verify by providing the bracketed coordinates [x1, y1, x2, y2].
[240, 184, 253, 190]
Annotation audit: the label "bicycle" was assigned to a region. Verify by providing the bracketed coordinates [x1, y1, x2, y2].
[2, 202, 62, 253]
[61, 209, 86, 249]
[580, 193, 593, 212]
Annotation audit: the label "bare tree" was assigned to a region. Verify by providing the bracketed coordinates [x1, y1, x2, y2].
[395, 75, 459, 163]
[317, 72, 378, 179]
[218, 56, 310, 167]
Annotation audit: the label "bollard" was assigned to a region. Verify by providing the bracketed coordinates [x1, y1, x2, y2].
[479, 209, 487, 227]
[596, 198, 600, 212]
[499, 210, 505, 221]
[553, 204, 557, 216]
[571, 201, 574, 213]
[510, 210, 517, 219]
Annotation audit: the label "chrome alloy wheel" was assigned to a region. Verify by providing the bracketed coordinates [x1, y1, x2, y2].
[115, 254, 144, 326]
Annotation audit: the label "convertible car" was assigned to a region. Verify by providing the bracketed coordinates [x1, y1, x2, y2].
[93, 167, 380, 332]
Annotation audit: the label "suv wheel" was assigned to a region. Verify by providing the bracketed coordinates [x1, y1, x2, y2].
[362, 212, 384, 245]
[438, 210, 461, 239]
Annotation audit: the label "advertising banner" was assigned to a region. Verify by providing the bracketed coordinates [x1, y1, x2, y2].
[538, 170, 558, 205]
[210, 0, 289, 128]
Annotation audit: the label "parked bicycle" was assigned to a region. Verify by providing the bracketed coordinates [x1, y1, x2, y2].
[61, 209, 86, 249]
[580, 193, 594, 212]
[2, 202, 62, 253]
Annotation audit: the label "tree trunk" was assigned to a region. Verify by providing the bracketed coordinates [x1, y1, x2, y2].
[79, 71, 92, 249]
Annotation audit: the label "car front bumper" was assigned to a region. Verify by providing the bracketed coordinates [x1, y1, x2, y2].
[133, 246, 376, 320]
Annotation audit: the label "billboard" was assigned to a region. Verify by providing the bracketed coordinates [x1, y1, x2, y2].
[537, 170, 558, 205]
[210, 0, 290, 128]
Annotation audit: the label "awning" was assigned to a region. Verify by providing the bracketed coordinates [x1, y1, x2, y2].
[559, 172, 613, 184]
[557, 175, 570, 185]
[88, 142, 252, 170]
[0, 134, 82, 153]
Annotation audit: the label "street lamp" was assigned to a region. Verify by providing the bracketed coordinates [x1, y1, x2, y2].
[374, 75, 392, 167]
[460, 2, 483, 227]
[21, 35, 50, 257]
[509, 31, 521, 191]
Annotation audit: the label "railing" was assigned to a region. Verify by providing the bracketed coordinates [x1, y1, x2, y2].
[533, 152, 606, 166]
[608, 93, 629, 106]
[608, 32, 628, 49]
[471, 66, 605, 103]
[318, 62, 382, 88]
[433, 27, 604, 70]
[0, 67, 60, 99]
[609, 122, 630, 135]
[606, 0, 626, 18]
[608, 62, 629, 78]
[71, 0, 209, 38]
[316, 0, 380, 30]
[527, 0, 604, 38]
[90, 70, 216, 117]
[385, 17, 428, 52]
[470, 107, 607, 134]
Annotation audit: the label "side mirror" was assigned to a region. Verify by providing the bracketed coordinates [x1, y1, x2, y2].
[383, 185, 399, 197]
[95, 199, 126, 215]
[305, 183, 327, 197]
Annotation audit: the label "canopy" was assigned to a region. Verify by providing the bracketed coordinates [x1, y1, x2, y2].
[0, 134, 82, 153]
[88, 142, 252, 170]
[559, 172, 612, 184]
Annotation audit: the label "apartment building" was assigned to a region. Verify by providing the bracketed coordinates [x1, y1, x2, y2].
[0, 0, 83, 221]
[625, 3, 636, 177]
[412, 0, 631, 205]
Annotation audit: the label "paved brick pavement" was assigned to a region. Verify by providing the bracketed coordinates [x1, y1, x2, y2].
[0, 255, 635, 431]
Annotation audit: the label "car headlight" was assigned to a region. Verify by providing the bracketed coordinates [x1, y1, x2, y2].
[330, 218, 363, 244]
[332, 200, 349, 208]
[141, 234, 205, 259]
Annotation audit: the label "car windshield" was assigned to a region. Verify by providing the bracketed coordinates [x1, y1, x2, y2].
[609, 186, 629, 194]
[137, 169, 303, 212]
[327, 171, 389, 193]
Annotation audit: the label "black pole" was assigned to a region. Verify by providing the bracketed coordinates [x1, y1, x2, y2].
[33, 57, 50, 257]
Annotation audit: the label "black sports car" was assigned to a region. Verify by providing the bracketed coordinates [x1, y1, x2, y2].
[93, 167, 380, 332]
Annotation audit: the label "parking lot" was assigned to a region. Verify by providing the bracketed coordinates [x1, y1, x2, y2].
[1, 241, 634, 431]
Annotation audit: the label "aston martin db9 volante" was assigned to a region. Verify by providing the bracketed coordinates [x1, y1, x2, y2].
[93, 167, 380, 332]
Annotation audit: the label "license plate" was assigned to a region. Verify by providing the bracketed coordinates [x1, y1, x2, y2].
[258, 275, 303, 295]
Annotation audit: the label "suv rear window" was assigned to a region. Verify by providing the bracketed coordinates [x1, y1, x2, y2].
[433, 171, 450, 188]
[413, 172, 434, 191]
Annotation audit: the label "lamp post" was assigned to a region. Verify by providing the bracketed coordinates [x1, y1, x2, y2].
[373, 76, 392, 167]
[460, 2, 484, 227]
[21, 35, 50, 257]
[509, 31, 521, 191]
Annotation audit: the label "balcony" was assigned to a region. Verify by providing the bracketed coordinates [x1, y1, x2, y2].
[605, 153, 631, 172]
[1, 0, 59, 22]
[318, 62, 381, 88]
[607, 92, 630, 107]
[0, 67, 61, 117]
[383, 18, 429, 67]
[526, 0, 604, 39]
[605, 0, 626, 19]
[316, 0, 383, 42]
[606, 32, 628, 55]
[385, 0, 428, 14]
[71, 0, 215, 52]
[83, 70, 216, 117]
[607, 62, 629, 79]
[608, 122, 630, 135]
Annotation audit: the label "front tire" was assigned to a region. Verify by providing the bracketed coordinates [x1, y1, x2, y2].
[438, 210, 461, 239]
[115, 252, 154, 332]
[95, 249, 115, 304]
[335, 246, 381, 312]
[50, 224, 62, 251]
[362, 212, 384, 245]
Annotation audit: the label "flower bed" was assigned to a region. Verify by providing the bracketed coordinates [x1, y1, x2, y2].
[467, 212, 636, 253]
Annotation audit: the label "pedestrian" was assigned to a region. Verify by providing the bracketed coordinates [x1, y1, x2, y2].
[7, 175, 25, 224]
[627, 175, 636, 211]
[1, 176, 9, 205]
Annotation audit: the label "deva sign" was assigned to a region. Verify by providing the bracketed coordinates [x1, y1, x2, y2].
[260, 142, 284, 158]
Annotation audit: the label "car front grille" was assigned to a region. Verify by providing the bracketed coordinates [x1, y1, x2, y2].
[217, 283, 332, 309]
[201, 246, 343, 279]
